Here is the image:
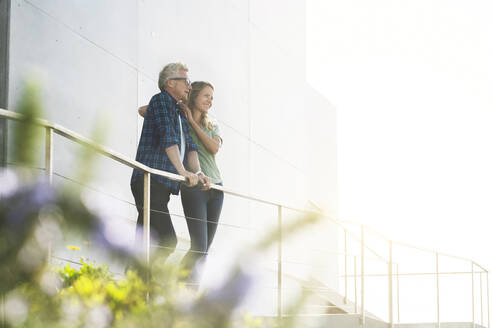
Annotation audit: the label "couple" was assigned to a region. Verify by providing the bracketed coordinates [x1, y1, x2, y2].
[130, 62, 223, 283]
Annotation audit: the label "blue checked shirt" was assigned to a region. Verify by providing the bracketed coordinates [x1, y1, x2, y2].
[131, 90, 198, 194]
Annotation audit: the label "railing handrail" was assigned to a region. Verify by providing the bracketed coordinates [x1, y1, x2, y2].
[1, 107, 488, 270]
[1, 107, 395, 271]
[0, 108, 313, 211]
[1, 107, 489, 326]
[363, 225, 488, 272]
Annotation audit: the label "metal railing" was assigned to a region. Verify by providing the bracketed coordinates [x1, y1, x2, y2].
[338, 223, 490, 327]
[1, 107, 489, 327]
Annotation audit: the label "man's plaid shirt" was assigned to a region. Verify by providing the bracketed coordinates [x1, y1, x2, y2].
[131, 90, 197, 194]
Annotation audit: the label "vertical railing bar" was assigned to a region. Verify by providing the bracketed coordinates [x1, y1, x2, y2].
[389, 240, 393, 327]
[1, 294, 5, 328]
[354, 255, 358, 314]
[481, 272, 484, 327]
[45, 127, 53, 265]
[142, 172, 151, 303]
[142, 172, 151, 267]
[361, 225, 365, 326]
[487, 271, 490, 328]
[472, 262, 476, 328]
[344, 229, 348, 304]
[436, 252, 440, 328]
[397, 263, 401, 323]
[45, 127, 53, 183]
[277, 205, 283, 325]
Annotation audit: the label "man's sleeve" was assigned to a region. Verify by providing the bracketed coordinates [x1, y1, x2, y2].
[184, 119, 198, 152]
[152, 96, 180, 149]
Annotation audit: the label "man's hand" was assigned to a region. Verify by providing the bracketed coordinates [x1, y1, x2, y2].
[198, 173, 211, 190]
[182, 171, 199, 187]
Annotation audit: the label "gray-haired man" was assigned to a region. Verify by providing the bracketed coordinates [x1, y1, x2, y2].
[131, 62, 210, 258]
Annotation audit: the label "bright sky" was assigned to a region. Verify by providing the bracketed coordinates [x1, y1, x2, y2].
[307, 0, 492, 321]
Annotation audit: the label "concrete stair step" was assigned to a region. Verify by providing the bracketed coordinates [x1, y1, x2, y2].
[395, 323, 486, 328]
[278, 314, 388, 328]
[298, 304, 348, 315]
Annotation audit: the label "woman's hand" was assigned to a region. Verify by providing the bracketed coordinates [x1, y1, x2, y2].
[198, 173, 211, 190]
[138, 105, 148, 117]
[179, 102, 194, 123]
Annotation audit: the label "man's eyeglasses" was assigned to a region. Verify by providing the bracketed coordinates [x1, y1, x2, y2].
[169, 77, 191, 86]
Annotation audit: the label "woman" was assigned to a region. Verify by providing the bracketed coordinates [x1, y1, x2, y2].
[138, 81, 223, 283]
[179, 81, 223, 283]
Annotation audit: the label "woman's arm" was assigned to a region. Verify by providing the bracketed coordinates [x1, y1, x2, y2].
[186, 150, 211, 189]
[181, 104, 222, 155]
[190, 121, 221, 155]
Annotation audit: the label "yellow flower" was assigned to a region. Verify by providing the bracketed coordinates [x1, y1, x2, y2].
[67, 245, 81, 250]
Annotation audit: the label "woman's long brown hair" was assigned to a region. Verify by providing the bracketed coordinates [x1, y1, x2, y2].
[187, 81, 215, 131]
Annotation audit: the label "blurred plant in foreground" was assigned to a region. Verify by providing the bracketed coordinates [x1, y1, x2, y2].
[0, 82, 321, 327]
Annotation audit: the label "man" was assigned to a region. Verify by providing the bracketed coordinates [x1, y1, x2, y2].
[131, 62, 210, 258]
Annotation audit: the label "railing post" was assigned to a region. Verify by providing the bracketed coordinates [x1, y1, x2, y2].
[487, 271, 490, 328]
[45, 127, 53, 183]
[0, 294, 4, 328]
[354, 255, 358, 314]
[472, 262, 476, 328]
[277, 205, 283, 325]
[436, 253, 440, 328]
[481, 272, 484, 327]
[361, 225, 365, 326]
[397, 264, 400, 323]
[344, 229, 348, 304]
[45, 127, 53, 265]
[389, 240, 393, 327]
[143, 172, 151, 267]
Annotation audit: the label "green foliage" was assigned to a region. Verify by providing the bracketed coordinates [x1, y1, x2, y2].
[75, 114, 109, 184]
[12, 79, 44, 167]
[57, 260, 112, 288]
[56, 261, 149, 323]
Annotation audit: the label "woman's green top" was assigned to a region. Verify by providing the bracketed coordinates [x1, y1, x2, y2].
[191, 123, 222, 184]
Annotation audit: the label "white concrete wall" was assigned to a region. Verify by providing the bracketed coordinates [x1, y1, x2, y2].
[8, 0, 338, 314]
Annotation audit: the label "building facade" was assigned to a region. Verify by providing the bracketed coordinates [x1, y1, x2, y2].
[3, 0, 338, 314]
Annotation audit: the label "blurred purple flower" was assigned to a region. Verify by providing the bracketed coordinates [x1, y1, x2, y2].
[192, 268, 253, 326]
[3, 182, 56, 230]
